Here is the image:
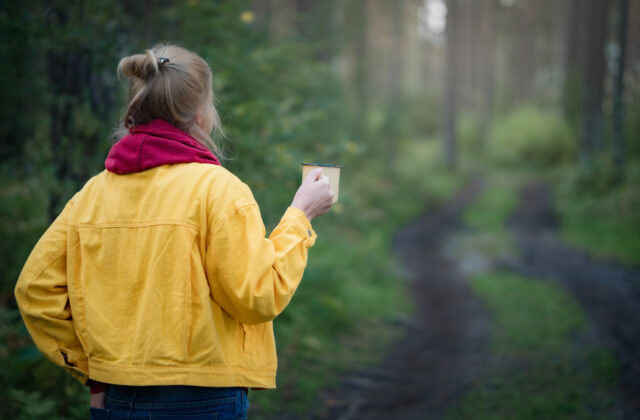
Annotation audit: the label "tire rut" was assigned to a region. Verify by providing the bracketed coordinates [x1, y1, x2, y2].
[308, 180, 491, 420]
[508, 181, 640, 418]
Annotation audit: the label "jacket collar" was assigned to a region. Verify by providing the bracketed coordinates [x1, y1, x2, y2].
[105, 119, 221, 174]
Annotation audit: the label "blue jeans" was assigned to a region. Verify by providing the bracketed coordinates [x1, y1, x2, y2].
[90, 385, 249, 420]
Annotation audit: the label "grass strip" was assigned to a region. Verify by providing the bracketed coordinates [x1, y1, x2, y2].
[462, 185, 518, 232]
[449, 272, 618, 420]
[553, 162, 640, 266]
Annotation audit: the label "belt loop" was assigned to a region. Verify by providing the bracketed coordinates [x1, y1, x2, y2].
[235, 388, 240, 417]
[129, 387, 138, 411]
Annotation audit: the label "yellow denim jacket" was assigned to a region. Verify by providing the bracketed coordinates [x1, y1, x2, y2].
[14, 163, 316, 388]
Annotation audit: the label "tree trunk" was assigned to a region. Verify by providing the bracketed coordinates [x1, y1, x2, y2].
[613, 0, 629, 180]
[444, 0, 459, 170]
[458, 0, 473, 109]
[563, 0, 584, 124]
[478, 0, 496, 150]
[386, 1, 404, 168]
[352, 0, 369, 142]
[580, 0, 610, 169]
[515, 0, 535, 102]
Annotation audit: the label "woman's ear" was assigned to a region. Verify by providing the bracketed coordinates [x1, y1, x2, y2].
[195, 101, 215, 135]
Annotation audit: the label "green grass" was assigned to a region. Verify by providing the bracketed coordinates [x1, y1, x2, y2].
[448, 272, 618, 420]
[451, 353, 618, 420]
[462, 183, 518, 232]
[554, 162, 640, 266]
[562, 214, 640, 266]
[555, 162, 640, 266]
[470, 273, 584, 354]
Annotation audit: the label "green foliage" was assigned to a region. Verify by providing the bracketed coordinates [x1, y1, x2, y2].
[457, 112, 482, 153]
[487, 106, 575, 167]
[0, 307, 89, 420]
[394, 139, 464, 209]
[450, 273, 618, 420]
[554, 162, 640, 266]
[0, 174, 48, 298]
[401, 90, 442, 138]
[624, 96, 640, 159]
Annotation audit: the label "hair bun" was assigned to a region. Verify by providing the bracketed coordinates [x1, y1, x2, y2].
[118, 50, 160, 80]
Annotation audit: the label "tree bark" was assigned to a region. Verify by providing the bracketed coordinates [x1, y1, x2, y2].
[580, 0, 610, 168]
[444, 0, 459, 170]
[478, 0, 496, 150]
[563, 0, 584, 123]
[515, 0, 535, 102]
[613, 0, 629, 180]
[349, 0, 369, 143]
[386, 1, 404, 168]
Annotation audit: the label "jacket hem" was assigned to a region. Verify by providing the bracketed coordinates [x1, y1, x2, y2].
[88, 360, 276, 389]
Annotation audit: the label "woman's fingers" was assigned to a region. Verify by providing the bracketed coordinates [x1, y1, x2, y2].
[305, 168, 324, 183]
[293, 168, 335, 221]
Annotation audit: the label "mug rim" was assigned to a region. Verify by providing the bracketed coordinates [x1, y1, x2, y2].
[301, 163, 342, 168]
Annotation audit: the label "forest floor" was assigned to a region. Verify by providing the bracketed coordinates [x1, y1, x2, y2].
[303, 179, 640, 420]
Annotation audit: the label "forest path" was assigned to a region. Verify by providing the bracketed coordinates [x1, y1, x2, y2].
[306, 179, 640, 419]
[508, 181, 640, 416]
[310, 180, 490, 420]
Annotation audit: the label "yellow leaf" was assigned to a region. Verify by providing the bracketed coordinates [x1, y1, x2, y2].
[240, 11, 254, 24]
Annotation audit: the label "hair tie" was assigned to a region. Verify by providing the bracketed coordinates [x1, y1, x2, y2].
[158, 57, 170, 66]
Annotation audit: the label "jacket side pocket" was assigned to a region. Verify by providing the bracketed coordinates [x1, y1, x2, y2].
[240, 323, 249, 352]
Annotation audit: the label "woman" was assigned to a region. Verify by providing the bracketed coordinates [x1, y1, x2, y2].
[14, 44, 334, 420]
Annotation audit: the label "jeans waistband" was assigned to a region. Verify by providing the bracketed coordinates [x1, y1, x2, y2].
[106, 385, 247, 409]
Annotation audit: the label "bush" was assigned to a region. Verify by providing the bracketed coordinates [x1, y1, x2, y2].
[554, 161, 640, 266]
[457, 112, 482, 153]
[487, 106, 575, 167]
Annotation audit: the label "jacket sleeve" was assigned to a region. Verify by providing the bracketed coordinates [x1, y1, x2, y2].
[14, 199, 89, 384]
[206, 188, 317, 325]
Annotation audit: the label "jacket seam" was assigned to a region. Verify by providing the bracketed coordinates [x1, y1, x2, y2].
[208, 204, 308, 324]
[21, 245, 82, 375]
[276, 215, 314, 247]
[280, 219, 309, 239]
[22, 201, 88, 379]
[209, 202, 258, 236]
[23, 245, 67, 318]
[90, 360, 274, 374]
[207, 203, 272, 324]
[69, 220, 199, 233]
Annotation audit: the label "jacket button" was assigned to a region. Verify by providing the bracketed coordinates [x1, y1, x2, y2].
[307, 229, 312, 237]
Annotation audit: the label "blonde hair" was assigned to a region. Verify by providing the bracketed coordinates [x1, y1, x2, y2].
[115, 44, 224, 157]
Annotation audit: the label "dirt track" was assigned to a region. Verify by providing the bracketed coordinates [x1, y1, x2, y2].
[310, 181, 489, 420]
[509, 182, 640, 417]
[304, 180, 640, 419]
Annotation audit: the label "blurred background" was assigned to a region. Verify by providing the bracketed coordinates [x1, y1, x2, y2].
[1, 0, 639, 419]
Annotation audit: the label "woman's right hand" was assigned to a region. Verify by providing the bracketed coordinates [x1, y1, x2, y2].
[90, 390, 107, 409]
[291, 168, 335, 221]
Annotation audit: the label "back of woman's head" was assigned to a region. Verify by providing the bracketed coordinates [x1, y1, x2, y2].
[117, 44, 223, 155]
